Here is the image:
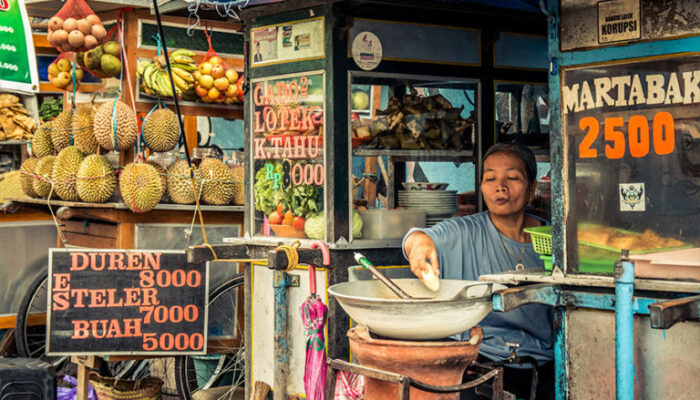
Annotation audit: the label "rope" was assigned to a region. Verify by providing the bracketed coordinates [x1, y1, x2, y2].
[277, 240, 301, 272]
[46, 183, 69, 247]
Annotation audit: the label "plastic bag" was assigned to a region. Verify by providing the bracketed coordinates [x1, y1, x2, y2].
[57, 375, 98, 400]
[78, 24, 122, 78]
[193, 30, 242, 104]
[47, 0, 105, 53]
[48, 52, 84, 91]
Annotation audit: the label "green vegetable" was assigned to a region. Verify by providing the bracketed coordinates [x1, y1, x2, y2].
[304, 209, 363, 240]
[253, 160, 322, 218]
[38, 98, 63, 121]
[304, 213, 325, 240]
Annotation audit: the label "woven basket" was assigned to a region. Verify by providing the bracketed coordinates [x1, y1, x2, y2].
[89, 372, 163, 400]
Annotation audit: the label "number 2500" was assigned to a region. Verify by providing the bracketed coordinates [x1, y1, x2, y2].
[578, 112, 674, 159]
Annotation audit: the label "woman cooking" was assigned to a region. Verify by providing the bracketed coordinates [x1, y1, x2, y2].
[402, 143, 554, 399]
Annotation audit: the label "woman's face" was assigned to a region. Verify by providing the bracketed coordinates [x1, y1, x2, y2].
[480, 151, 534, 218]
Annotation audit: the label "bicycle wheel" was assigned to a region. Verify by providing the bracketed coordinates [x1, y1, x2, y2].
[175, 274, 245, 400]
[15, 271, 69, 370]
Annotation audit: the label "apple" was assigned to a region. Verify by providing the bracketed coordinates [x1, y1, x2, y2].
[225, 69, 238, 83]
[198, 62, 212, 75]
[194, 85, 209, 98]
[198, 74, 214, 89]
[211, 64, 225, 79]
[214, 77, 229, 91]
[209, 56, 222, 65]
[207, 87, 221, 101]
[225, 84, 238, 98]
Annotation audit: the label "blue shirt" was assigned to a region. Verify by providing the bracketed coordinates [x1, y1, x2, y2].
[403, 211, 553, 365]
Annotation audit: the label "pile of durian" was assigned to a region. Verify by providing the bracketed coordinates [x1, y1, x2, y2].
[20, 101, 240, 213]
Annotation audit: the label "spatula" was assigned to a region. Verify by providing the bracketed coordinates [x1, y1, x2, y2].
[353, 252, 430, 300]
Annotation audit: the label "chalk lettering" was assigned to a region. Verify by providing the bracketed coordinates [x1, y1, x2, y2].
[53, 273, 70, 291]
[71, 253, 89, 271]
[53, 292, 70, 311]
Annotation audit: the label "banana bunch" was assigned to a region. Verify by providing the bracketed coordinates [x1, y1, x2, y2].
[137, 49, 198, 101]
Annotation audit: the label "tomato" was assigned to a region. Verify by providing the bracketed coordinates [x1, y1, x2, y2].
[277, 202, 285, 214]
[283, 210, 294, 225]
[293, 216, 305, 231]
[268, 211, 282, 225]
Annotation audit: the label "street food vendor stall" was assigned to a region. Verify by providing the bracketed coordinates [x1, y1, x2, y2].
[186, 0, 552, 398]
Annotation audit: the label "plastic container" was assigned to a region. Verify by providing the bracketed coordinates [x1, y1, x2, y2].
[0, 358, 54, 399]
[540, 254, 614, 274]
[631, 248, 700, 281]
[358, 209, 426, 240]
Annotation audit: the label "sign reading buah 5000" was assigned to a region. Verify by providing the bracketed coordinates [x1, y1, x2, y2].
[47, 249, 208, 355]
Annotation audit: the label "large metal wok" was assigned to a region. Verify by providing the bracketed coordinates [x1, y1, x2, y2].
[328, 279, 505, 340]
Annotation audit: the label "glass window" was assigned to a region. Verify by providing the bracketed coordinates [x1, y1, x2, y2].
[250, 72, 325, 240]
[562, 55, 700, 273]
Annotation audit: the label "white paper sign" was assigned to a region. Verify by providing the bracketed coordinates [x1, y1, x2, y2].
[351, 31, 382, 71]
[598, 0, 641, 44]
[619, 182, 645, 212]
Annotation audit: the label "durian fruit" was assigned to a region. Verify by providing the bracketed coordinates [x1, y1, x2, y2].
[33, 156, 55, 198]
[19, 157, 40, 198]
[32, 122, 55, 158]
[147, 161, 168, 201]
[76, 154, 116, 203]
[73, 104, 98, 154]
[94, 100, 138, 151]
[143, 108, 180, 152]
[195, 158, 235, 205]
[50, 109, 73, 152]
[51, 146, 85, 201]
[119, 162, 164, 213]
[166, 160, 195, 204]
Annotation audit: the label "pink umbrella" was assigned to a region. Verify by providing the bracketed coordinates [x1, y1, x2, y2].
[302, 241, 330, 400]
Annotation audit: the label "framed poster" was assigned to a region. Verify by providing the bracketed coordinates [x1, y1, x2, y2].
[251, 17, 324, 67]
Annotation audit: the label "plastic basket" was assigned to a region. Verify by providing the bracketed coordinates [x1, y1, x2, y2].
[524, 225, 552, 255]
[540, 254, 614, 274]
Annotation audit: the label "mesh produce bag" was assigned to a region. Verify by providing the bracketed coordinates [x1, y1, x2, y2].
[194, 30, 241, 104]
[48, 52, 84, 92]
[47, 0, 106, 53]
[78, 24, 123, 78]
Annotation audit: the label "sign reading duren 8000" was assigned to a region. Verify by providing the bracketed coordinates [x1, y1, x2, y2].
[47, 249, 208, 355]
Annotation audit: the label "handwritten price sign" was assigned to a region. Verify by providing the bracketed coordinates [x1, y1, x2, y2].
[47, 250, 208, 355]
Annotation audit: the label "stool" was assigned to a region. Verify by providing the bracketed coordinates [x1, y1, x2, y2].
[0, 358, 55, 400]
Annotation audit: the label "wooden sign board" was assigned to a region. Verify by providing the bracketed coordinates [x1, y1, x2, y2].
[47, 249, 208, 356]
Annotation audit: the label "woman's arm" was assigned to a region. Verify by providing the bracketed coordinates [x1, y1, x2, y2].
[403, 231, 440, 279]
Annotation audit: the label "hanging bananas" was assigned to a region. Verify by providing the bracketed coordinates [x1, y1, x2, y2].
[137, 49, 198, 101]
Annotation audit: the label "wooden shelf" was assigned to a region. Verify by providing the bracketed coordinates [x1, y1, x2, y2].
[353, 148, 474, 161]
[8, 198, 243, 212]
[134, 97, 244, 119]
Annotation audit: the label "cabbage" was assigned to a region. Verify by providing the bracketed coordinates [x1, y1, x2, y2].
[304, 210, 364, 240]
[304, 213, 325, 240]
[352, 209, 363, 238]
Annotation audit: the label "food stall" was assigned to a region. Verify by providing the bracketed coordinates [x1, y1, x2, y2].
[1, 0, 247, 397]
[185, 0, 551, 398]
[478, 1, 700, 399]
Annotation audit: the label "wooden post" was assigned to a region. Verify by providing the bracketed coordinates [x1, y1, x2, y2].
[71, 355, 99, 400]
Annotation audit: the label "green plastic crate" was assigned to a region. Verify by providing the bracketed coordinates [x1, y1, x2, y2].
[540, 254, 615, 274]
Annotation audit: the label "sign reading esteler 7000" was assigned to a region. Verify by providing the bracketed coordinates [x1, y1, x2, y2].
[47, 249, 208, 355]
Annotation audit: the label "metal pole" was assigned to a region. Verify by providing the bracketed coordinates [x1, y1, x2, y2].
[273, 271, 290, 400]
[614, 249, 635, 400]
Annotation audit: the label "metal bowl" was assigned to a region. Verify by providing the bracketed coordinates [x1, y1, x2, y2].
[328, 279, 505, 340]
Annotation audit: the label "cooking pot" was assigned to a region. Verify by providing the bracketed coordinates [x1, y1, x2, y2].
[328, 279, 506, 340]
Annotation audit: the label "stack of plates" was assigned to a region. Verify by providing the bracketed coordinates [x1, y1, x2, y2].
[398, 190, 458, 226]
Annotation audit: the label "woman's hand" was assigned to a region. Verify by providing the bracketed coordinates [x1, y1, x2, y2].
[403, 231, 439, 279]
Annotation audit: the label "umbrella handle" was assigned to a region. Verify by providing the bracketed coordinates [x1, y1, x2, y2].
[309, 242, 329, 296]
[311, 241, 330, 266]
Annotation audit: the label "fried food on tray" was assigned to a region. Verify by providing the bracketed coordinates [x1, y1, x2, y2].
[578, 225, 684, 251]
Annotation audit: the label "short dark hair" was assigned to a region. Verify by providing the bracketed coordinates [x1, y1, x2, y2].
[481, 142, 537, 187]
